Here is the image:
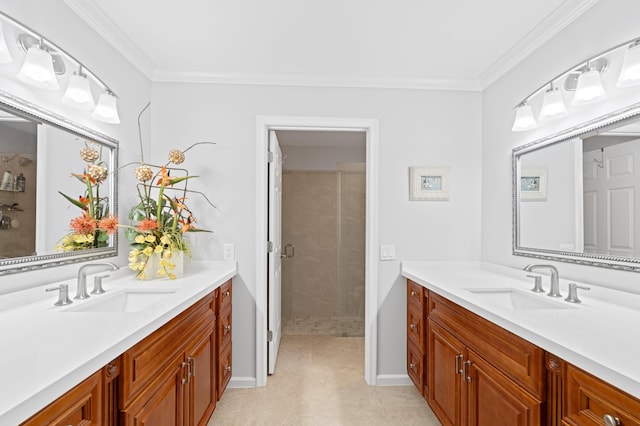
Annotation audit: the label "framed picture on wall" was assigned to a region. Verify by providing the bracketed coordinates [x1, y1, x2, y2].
[409, 167, 450, 201]
[520, 168, 547, 201]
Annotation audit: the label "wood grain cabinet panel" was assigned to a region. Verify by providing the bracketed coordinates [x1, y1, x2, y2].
[21, 370, 103, 426]
[406, 280, 427, 398]
[563, 363, 640, 426]
[185, 326, 217, 426]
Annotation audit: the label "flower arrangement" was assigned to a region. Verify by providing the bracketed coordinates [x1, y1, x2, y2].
[55, 142, 118, 252]
[125, 103, 216, 280]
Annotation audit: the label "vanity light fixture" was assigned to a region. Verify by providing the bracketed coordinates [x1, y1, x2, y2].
[0, 11, 120, 124]
[511, 35, 640, 132]
[17, 40, 59, 90]
[512, 102, 537, 132]
[617, 40, 640, 87]
[0, 21, 12, 63]
[62, 67, 95, 110]
[92, 90, 120, 124]
[571, 63, 607, 105]
[539, 83, 567, 121]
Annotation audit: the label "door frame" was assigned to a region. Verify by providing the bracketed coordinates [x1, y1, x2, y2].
[255, 115, 379, 387]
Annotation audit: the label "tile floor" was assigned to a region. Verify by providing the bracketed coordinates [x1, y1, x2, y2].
[282, 316, 364, 337]
[209, 335, 440, 425]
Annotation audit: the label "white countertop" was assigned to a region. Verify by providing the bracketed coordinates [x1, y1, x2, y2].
[402, 261, 640, 399]
[0, 260, 237, 425]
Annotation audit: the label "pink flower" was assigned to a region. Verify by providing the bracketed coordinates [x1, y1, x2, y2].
[98, 215, 119, 235]
[137, 218, 158, 232]
[70, 214, 97, 235]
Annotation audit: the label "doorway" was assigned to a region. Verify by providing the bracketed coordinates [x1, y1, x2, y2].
[277, 130, 366, 338]
[255, 116, 379, 387]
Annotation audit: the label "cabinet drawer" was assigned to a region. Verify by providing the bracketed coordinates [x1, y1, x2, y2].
[564, 363, 640, 426]
[428, 292, 545, 400]
[121, 292, 215, 404]
[407, 341, 425, 395]
[407, 304, 425, 352]
[218, 280, 232, 313]
[217, 343, 232, 400]
[407, 280, 425, 312]
[21, 370, 102, 426]
[217, 305, 232, 350]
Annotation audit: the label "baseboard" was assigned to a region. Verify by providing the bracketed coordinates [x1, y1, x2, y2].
[228, 376, 257, 388]
[376, 374, 413, 386]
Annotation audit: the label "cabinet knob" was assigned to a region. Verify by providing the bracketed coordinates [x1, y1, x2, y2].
[411, 290, 417, 297]
[603, 414, 621, 426]
[409, 363, 416, 371]
[410, 323, 416, 330]
[225, 366, 231, 372]
[225, 325, 231, 331]
[224, 290, 230, 297]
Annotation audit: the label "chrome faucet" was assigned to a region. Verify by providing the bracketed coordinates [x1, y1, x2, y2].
[522, 264, 562, 297]
[75, 262, 119, 300]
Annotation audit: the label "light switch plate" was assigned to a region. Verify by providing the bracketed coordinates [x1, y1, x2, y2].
[380, 245, 396, 261]
[223, 244, 235, 261]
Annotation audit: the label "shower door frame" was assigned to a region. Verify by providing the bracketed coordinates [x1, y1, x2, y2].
[255, 115, 379, 387]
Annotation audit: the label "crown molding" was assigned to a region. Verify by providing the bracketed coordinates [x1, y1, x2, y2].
[151, 70, 482, 91]
[62, 0, 156, 79]
[479, 0, 599, 89]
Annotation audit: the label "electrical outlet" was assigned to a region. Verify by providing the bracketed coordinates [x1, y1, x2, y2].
[223, 244, 235, 261]
[380, 245, 396, 261]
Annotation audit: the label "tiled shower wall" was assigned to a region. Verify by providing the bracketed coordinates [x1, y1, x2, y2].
[281, 169, 365, 336]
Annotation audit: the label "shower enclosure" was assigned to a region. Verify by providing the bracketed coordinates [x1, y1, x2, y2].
[281, 166, 365, 337]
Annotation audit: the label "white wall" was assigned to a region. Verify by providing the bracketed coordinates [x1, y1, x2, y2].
[150, 83, 482, 380]
[0, 0, 151, 293]
[482, 0, 640, 293]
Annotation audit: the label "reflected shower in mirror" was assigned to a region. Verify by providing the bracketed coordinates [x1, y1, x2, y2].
[513, 104, 640, 272]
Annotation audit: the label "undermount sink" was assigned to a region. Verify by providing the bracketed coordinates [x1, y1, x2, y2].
[64, 289, 178, 313]
[465, 287, 576, 310]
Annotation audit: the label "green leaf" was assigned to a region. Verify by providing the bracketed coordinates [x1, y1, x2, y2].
[186, 227, 213, 233]
[167, 175, 196, 186]
[59, 191, 86, 210]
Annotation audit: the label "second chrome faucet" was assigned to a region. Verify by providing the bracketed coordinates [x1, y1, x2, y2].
[75, 262, 119, 300]
[522, 264, 562, 298]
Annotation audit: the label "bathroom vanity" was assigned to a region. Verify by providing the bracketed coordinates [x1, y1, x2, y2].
[403, 261, 640, 426]
[0, 261, 236, 425]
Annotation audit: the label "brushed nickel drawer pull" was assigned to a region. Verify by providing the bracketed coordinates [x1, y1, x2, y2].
[603, 414, 621, 426]
[455, 354, 464, 375]
[463, 360, 472, 382]
[181, 362, 189, 385]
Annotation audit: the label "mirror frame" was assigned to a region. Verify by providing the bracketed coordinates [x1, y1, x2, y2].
[513, 100, 640, 273]
[0, 89, 118, 276]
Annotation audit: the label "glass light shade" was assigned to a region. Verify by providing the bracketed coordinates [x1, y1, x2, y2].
[512, 103, 537, 132]
[617, 43, 640, 87]
[539, 87, 567, 120]
[62, 73, 95, 110]
[17, 45, 59, 90]
[92, 92, 120, 124]
[571, 69, 606, 105]
[0, 21, 12, 64]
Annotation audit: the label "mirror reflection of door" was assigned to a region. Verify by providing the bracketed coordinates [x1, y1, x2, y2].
[583, 138, 640, 258]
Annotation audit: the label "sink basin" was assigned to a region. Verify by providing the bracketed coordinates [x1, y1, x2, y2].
[465, 288, 575, 310]
[64, 289, 177, 313]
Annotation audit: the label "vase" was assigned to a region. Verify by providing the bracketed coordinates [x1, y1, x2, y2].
[138, 250, 185, 280]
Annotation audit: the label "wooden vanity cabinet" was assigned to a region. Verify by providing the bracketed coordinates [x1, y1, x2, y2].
[560, 360, 640, 426]
[406, 280, 427, 397]
[216, 279, 232, 399]
[20, 359, 120, 426]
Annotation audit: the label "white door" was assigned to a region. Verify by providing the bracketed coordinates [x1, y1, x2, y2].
[267, 130, 282, 375]
[583, 139, 640, 257]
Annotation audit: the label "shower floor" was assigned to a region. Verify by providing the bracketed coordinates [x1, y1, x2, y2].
[282, 315, 364, 337]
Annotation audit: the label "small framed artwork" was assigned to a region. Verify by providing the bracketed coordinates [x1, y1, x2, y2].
[409, 167, 450, 201]
[520, 168, 547, 201]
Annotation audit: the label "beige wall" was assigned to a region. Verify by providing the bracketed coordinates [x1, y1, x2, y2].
[282, 170, 365, 322]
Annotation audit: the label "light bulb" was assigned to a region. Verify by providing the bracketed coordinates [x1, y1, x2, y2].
[539, 85, 567, 121]
[17, 44, 59, 90]
[572, 69, 606, 105]
[512, 103, 537, 132]
[62, 72, 95, 110]
[92, 91, 120, 124]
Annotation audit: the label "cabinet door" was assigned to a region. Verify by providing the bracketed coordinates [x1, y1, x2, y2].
[21, 370, 102, 426]
[121, 359, 185, 426]
[186, 327, 216, 426]
[428, 319, 465, 426]
[466, 349, 542, 426]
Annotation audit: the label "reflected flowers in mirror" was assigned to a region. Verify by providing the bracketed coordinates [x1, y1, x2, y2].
[55, 142, 117, 251]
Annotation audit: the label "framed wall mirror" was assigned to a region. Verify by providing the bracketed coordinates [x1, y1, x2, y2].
[513, 102, 640, 272]
[0, 90, 118, 275]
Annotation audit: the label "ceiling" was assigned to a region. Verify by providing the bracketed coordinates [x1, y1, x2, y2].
[63, 0, 598, 90]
